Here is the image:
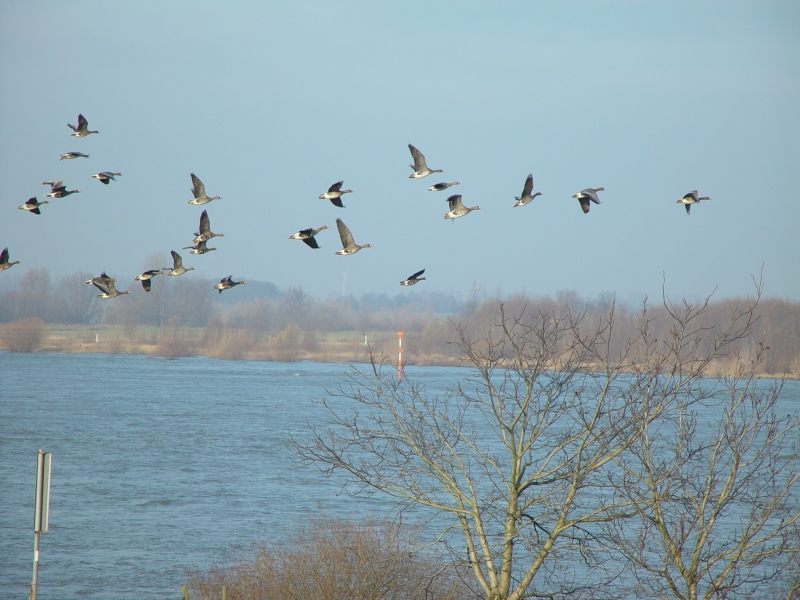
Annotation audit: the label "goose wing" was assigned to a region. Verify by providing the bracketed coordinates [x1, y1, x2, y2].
[336, 218, 355, 247]
[329, 181, 343, 193]
[190, 173, 206, 197]
[91, 277, 112, 295]
[408, 144, 427, 171]
[447, 195, 464, 211]
[522, 174, 533, 197]
[77, 114, 88, 131]
[171, 250, 183, 268]
[199, 210, 210, 234]
[141, 279, 152, 292]
[578, 197, 591, 214]
[302, 236, 320, 249]
[0, 248, 8, 263]
[409, 269, 425, 280]
[329, 197, 344, 208]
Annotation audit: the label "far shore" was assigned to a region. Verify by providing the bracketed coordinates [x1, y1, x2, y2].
[2, 323, 796, 380]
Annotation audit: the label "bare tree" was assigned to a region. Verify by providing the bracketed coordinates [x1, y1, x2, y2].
[604, 296, 800, 599]
[294, 288, 795, 599]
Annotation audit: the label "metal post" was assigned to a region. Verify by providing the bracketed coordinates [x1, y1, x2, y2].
[397, 331, 404, 381]
[30, 449, 51, 600]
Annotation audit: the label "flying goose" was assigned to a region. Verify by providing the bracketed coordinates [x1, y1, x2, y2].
[193, 209, 224, 243]
[59, 151, 90, 160]
[67, 114, 99, 137]
[92, 172, 122, 185]
[134, 269, 161, 292]
[43, 180, 79, 198]
[335, 218, 371, 255]
[513, 174, 542, 207]
[187, 173, 221, 205]
[0, 247, 20, 271]
[289, 224, 328, 249]
[408, 144, 443, 179]
[85, 272, 128, 298]
[400, 269, 426, 286]
[319, 181, 352, 207]
[676, 190, 710, 215]
[182, 239, 216, 255]
[18, 197, 49, 215]
[163, 250, 195, 276]
[214, 275, 246, 294]
[572, 187, 604, 214]
[444, 194, 480, 220]
[427, 181, 460, 192]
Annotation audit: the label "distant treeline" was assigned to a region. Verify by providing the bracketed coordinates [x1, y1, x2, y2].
[1, 268, 798, 375]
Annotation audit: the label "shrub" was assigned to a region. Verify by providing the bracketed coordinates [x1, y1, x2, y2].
[186, 519, 473, 600]
[1, 318, 45, 352]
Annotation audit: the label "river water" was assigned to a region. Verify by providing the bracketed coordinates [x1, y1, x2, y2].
[0, 352, 797, 599]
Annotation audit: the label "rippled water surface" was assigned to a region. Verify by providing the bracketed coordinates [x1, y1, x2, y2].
[1, 353, 475, 599]
[1, 352, 796, 599]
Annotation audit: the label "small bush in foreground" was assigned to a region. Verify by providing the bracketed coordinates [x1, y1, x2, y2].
[1, 318, 45, 352]
[186, 519, 473, 600]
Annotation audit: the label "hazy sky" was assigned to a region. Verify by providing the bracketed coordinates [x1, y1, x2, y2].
[1, 1, 798, 304]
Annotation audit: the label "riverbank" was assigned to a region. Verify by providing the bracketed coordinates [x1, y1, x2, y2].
[1, 321, 796, 378]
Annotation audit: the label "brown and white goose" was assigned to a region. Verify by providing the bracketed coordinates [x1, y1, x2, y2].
[572, 187, 604, 214]
[162, 251, 195, 276]
[289, 225, 328, 249]
[319, 181, 352, 207]
[676, 190, 710, 215]
[18, 197, 49, 215]
[444, 195, 480, 220]
[85, 272, 128, 299]
[59, 151, 90, 160]
[400, 269, 426, 286]
[513, 174, 542, 207]
[214, 276, 246, 294]
[67, 114, 98, 137]
[92, 172, 122, 185]
[134, 270, 161, 292]
[335, 218, 371, 255]
[0, 247, 20, 271]
[408, 144, 443, 179]
[193, 210, 224, 244]
[187, 173, 221, 205]
[43, 180, 79, 198]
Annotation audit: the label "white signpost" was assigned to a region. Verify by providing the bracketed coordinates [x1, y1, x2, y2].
[29, 449, 52, 600]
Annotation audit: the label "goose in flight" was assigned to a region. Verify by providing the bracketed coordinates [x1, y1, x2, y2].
[18, 197, 49, 215]
[572, 187, 604, 214]
[513, 174, 542, 207]
[134, 269, 161, 292]
[59, 151, 89, 160]
[163, 250, 195, 276]
[43, 180, 79, 198]
[193, 210, 224, 244]
[187, 173, 221, 205]
[676, 190, 710, 215]
[0, 247, 20, 271]
[92, 172, 122, 185]
[85, 272, 128, 298]
[427, 181, 460, 192]
[183, 239, 216, 255]
[400, 269, 426, 286]
[444, 194, 480, 220]
[408, 144, 443, 179]
[289, 224, 328, 249]
[214, 275, 246, 294]
[319, 181, 352, 207]
[67, 114, 98, 137]
[335, 218, 371, 255]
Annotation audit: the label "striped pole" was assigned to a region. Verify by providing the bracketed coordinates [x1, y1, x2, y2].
[397, 331, 404, 381]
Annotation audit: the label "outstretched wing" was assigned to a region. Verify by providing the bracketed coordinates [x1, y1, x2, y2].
[0, 248, 8, 263]
[522, 174, 533, 197]
[199, 210, 210, 234]
[190, 173, 206, 197]
[329, 181, 344, 193]
[408, 144, 427, 171]
[336, 218, 355, 247]
[171, 250, 183, 268]
[409, 269, 425, 280]
[77, 114, 88, 131]
[302, 236, 320, 249]
[447, 195, 463, 211]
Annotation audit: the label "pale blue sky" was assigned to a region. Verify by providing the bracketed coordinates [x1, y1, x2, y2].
[1, 1, 798, 303]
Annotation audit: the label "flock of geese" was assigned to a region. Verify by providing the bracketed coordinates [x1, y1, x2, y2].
[1, 115, 713, 298]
